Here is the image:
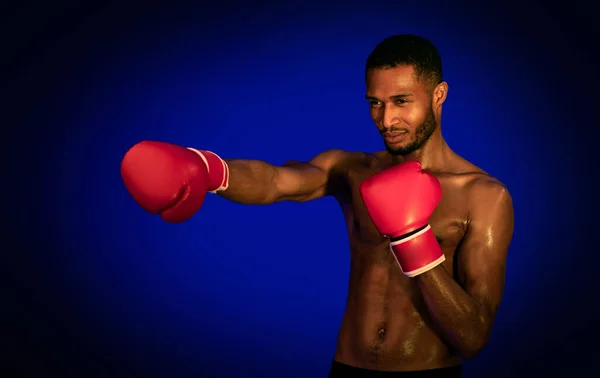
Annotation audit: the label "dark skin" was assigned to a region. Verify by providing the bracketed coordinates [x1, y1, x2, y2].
[218, 65, 514, 371]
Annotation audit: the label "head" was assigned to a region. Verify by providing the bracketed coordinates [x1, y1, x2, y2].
[365, 34, 448, 156]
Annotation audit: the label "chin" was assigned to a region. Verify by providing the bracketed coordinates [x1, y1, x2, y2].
[386, 143, 419, 156]
[384, 143, 407, 155]
[386, 146, 408, 156]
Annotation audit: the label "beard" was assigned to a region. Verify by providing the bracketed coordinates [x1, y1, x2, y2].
[385, 106, 437, 156]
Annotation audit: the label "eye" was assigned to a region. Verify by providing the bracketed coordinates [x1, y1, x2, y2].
[395, 99, 408, 105]
[369, 100, 382, 108]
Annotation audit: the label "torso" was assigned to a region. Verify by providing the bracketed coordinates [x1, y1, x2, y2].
[331, 150, 488, 371]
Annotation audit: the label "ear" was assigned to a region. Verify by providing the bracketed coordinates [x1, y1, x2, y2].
[433, 81, 448, 108]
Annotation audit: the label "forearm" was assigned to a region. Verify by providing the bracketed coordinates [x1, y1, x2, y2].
[217, 159, 280, 205]
[415, 265, 491, 358]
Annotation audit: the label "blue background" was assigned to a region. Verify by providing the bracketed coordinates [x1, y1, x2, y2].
[5, 1, 598, 377]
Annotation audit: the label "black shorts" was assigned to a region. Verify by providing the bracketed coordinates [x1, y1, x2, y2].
[328, 360, 463, 378]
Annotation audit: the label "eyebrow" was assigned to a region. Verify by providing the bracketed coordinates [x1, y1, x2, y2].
[365, 93, 413, 101]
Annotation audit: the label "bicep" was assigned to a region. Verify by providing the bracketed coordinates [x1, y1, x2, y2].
[457, 182, 514, 319]
[274, 149, 347, 202]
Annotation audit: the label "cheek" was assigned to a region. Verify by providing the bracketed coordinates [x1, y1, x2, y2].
[370, 107, 383, 122]
[403, 106, 428, 125]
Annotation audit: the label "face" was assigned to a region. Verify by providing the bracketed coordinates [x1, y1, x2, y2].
[365, 65, 440, 156]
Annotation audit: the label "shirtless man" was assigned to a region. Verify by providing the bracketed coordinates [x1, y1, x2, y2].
[120, 34, 514, 377]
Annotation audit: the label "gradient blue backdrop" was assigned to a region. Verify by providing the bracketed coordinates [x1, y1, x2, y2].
[5, 1, 598, 377]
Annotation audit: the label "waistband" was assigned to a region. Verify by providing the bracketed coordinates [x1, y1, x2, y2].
[328, 360, 463, 378]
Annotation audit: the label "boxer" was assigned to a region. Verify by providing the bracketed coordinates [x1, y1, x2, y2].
[121, 35, 514, 377]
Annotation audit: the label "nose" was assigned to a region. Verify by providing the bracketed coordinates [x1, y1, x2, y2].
[381, 107, 400, 129]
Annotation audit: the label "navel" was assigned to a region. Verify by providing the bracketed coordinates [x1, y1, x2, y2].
[377, 324, 387, 341]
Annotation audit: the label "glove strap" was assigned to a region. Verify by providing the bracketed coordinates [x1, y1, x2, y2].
[389, 224, 445, 277]
[187, 148, 230, 193]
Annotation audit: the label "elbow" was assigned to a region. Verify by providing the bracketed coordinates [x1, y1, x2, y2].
[261, 191, 282, 205]
[456, 309, 496, 359]
[458, 343, 485, 360]
[456, 329, 491, 360]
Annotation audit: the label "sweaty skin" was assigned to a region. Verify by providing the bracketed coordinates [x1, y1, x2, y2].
[217, 65, 514, 371]
[329, 150, 511, 370]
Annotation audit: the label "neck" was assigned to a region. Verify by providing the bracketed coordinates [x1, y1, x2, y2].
[389, 130, 449, 171]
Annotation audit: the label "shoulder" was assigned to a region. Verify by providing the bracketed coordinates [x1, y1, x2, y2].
[462, 173, 514, 235]
[444, 153, 511, 205]
[466, 174, 511, 207]
[309, 149, 374, 173]
[310, 148, 351, 163]
[443, 152, 513, 220]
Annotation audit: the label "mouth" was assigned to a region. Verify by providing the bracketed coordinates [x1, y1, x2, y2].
[383, 132, 408, 144]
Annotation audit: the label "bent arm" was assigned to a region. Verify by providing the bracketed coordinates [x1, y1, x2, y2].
[217, 149, 347, 205]
[416, 179, 514, 359]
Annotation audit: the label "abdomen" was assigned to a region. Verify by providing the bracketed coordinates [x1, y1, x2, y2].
[335, 247, 461, 371]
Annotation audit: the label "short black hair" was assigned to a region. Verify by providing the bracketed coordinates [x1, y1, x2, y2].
[365, 34, 443, 91]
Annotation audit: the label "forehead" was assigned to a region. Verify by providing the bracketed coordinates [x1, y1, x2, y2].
[366, 65, 426, 96]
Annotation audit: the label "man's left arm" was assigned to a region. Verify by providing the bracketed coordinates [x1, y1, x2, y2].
[416, 179, 514, 359]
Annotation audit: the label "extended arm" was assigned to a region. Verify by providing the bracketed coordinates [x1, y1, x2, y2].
[219, 149, 347, 205]
[121, 140, 347, 222]
[416, 180, 514, 358]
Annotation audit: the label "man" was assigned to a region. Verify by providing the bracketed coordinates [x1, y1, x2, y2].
[120, 35, 514, 377]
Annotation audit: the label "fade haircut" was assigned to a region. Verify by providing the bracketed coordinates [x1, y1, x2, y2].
[365, 34, 443, 92]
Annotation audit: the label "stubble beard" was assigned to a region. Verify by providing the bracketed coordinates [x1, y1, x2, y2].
[386, 106, 437, 156]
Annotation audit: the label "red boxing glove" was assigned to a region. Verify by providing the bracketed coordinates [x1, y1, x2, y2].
[120, 141, 229, 223]
[359, 161, 444, 277]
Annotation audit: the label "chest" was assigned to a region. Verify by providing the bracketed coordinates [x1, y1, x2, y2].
[341, 165, 469, 257]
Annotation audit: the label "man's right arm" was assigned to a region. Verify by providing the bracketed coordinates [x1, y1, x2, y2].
[219, 149, 347, 205]
[120, 141, 348, 223]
